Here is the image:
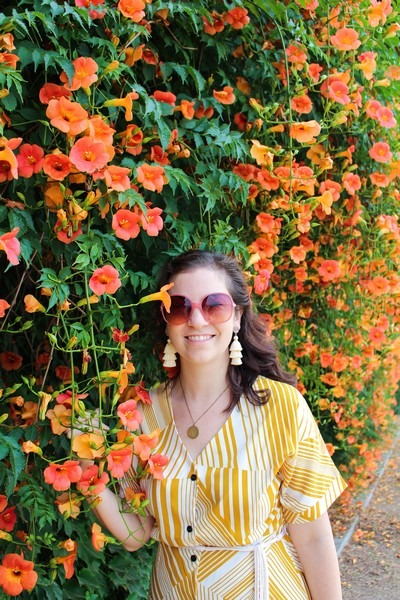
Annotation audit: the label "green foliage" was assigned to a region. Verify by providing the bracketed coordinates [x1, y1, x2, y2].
[0, 429, 25, 496]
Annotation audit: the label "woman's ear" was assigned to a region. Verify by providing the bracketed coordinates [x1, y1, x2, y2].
[234, 306, 243, 329]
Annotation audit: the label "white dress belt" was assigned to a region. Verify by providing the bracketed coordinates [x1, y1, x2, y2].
[189, 527, 286, 599]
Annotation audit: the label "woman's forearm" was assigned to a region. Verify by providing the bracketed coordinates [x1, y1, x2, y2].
[91, 487, 155, 551]
[78, 458, 154, 551]
[287, 512, 342, 600]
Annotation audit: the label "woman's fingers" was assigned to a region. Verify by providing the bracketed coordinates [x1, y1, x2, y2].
[65, 409, 110, 439]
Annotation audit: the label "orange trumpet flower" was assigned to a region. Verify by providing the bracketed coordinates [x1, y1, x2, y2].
[289, 120, 321, 143]
[0, 554, 38, 596]
[0, 137, 22, 181]
[104, 91, 139, 121]
[138, 283, 174, 312]
[46, 97, 88, 136]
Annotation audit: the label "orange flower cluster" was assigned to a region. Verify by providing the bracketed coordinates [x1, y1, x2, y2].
[237, 0, 400, 497]
[0, 48, 170, 251]
[202, 7, 250, 35]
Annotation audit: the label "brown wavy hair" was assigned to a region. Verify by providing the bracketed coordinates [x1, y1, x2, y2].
[155, 249, 296, 410]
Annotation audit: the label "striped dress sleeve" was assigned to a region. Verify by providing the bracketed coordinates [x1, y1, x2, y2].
[278, 388, 347, 524]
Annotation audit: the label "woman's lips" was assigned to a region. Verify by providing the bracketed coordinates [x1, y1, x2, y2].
[185, 334, 214, 342]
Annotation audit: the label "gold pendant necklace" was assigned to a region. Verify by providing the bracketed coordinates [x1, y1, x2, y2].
[180, 377, 230, 439]
[187, 424, 200, 440]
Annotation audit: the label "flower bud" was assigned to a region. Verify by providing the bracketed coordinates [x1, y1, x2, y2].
[38, 391, 53, 420]
[127, 323, 140, 335]
[22, 440, 43, 456]
[66, 335, 78, 349]
[76, 400, 87, 417]
[76, 295, 99, 307]
[68, 200, 88, 222]
[104, 60, 119, 74]
[56, 208, 68, 228]
[83, 191, 100, 207]
[384, 23, 400, 38]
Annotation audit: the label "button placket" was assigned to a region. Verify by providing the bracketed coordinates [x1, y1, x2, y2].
[187, 468, 198, 566]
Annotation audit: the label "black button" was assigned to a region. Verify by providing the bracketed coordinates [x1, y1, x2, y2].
[186, 525, 193, 533]
[190, 555, 197, 562]
[190, 474, 197, 481]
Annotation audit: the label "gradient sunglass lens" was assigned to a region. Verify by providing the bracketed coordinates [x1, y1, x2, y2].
[162, 293, 234, 324]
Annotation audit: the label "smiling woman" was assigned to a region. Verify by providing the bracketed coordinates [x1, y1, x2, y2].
[87, 250, 347, 600]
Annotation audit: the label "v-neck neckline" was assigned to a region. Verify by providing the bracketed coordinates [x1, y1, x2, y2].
[164, 379, 240, 463]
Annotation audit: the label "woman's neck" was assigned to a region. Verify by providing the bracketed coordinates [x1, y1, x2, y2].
[177, 358, 230, 403]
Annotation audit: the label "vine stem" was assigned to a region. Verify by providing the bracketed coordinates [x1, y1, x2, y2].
[0, 233, 44, 332]
[83, 270, 106, 427]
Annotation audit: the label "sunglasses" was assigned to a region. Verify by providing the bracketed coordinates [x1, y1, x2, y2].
[161, 293, 235, 325]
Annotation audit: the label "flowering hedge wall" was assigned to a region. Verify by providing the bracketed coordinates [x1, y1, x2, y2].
[0, 0, 399, 596]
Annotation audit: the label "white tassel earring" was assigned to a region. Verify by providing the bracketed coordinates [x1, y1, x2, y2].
[229, 330, 243, 365]
[163, 338, 177, 368]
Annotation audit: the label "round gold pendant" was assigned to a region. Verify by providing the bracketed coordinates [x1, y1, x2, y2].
[187, 425, 199, 439]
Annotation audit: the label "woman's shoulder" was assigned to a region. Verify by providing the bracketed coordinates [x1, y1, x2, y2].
[252, 375, 303, 417]
[253, 374, 300, 400]
[140, 380, 172, 431]
[149, 379, 170, 401]
[253, 375, 320, 437]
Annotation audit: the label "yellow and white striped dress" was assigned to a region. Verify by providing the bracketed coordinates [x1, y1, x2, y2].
[128, 376, 346, 599]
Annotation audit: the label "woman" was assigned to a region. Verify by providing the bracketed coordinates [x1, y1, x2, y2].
[90, 250, 346, 599]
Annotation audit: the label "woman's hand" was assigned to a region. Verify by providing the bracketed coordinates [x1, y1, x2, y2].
[65, 408, 109, 440]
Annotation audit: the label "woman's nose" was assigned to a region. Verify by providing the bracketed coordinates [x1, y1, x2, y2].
[187, 306, 208, 328]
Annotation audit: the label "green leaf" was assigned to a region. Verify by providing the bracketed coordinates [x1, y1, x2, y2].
[77, 568, 106, 591]
[156, 118, 171, 150]
[89, 242, 104, 264]
[39, 268, 59, 288]
[9, 208, 35, 235]
[59, 266, 72, 281]
[187, 65, 206, 94]
[143, 96, 161, 121]
[20, 238, 33, 262]
[74, 253, 91, 269]
[246, 0, 287, 21]
[0, 205, 8, 224]
[1, 92, 17, 111]
[55, 57, 75, 85]
[17, 41, 39, 69]
[163, 166, 194, 194]
[172, 63, 188, 84]
[117, 187, 148, 211]
[47, 294, 58, 311]
[70, 323, 91, 347]
[0, 431, 26, 496]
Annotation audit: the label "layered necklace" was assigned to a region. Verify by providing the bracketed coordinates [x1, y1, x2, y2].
[179, 377, 230, 439]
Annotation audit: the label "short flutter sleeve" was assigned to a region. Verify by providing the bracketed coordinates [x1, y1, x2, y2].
[278, 389, 347, 524]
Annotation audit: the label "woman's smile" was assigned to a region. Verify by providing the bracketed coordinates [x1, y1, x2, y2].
[185, 334, 215, 342]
